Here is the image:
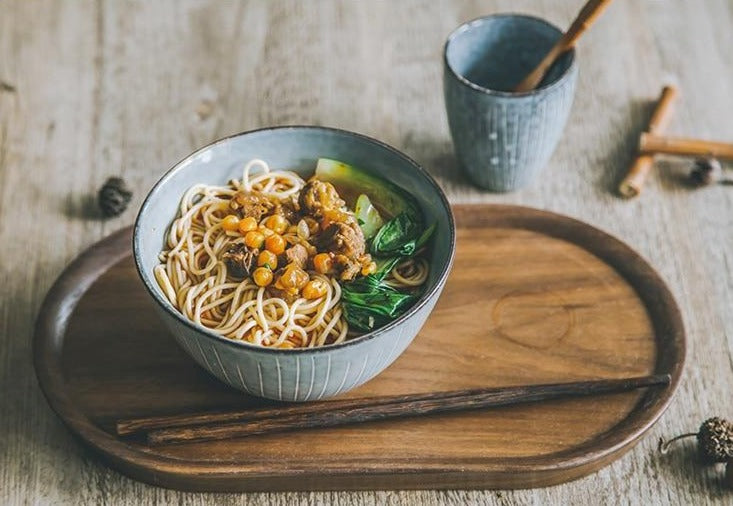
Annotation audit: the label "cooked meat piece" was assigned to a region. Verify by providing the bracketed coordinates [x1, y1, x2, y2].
[229, 191, 275, 221]
[283, 244, 308, 269]
[222, 244, 258, 278]
[274, 195, 301, 222]
[316, 222, 366, 259]
[334, 254, 362, 281]
[299, 179, 345, 218]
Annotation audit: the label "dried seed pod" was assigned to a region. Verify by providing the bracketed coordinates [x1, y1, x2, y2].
[697, 417, 733, 463]
[98, 177, 133, 217]
[659, 417, 733, 463]
[688, 158, 722, 187]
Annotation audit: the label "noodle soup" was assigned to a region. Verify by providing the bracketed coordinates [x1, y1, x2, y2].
[154, 158, 433, 349]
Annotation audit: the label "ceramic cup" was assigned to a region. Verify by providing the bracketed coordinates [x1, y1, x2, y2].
[443, 14, 578, 192]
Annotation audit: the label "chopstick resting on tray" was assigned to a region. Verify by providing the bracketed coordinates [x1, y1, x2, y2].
[116, 374, 671, 445]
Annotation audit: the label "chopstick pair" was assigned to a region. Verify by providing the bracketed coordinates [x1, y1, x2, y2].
[116, 374, 671, 445]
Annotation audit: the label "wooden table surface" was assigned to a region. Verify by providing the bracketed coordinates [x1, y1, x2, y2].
[2, 0, 732, 504]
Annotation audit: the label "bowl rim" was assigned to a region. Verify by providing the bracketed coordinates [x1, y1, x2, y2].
[133, 125, 456, 354]
[443, 13, 578, 98]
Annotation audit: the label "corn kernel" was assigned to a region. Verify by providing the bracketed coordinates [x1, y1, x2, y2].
[265, 234, 286, 255]
[238, 216, 257, 234]
[258, 250, 278, 269]
[264, 215, 289, 234]
[313, 253, 333, 274]
[244, 230, 265, 249]
[252, 267, 273, 287]
[221, 214, 240, 232]
[277, 264, 309, 290]
[302, 279, 328, 299]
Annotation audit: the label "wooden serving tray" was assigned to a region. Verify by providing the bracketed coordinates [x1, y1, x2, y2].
[34, 205, 685, 491]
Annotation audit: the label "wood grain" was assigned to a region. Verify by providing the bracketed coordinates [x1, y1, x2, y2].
[3, 0, 733, 504]
[34, 206, 684, 491]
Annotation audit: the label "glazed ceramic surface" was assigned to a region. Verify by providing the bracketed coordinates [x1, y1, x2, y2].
[133, 126, 455, 401]
[444, 14, 578, 191]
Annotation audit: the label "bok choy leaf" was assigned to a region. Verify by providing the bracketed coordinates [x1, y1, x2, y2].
[341, 277, 417, 331]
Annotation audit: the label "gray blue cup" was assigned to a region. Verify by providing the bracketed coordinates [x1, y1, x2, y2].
[443, 14, 578, 191]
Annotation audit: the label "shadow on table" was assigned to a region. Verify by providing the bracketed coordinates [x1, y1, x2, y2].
[594, 97, 650, 196]
[62, 193, 106, 221]
[654, 438, 731, 498]
[399, 132, 482, 194]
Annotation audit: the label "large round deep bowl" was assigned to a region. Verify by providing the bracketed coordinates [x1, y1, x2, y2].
[133, 126, 456, 401]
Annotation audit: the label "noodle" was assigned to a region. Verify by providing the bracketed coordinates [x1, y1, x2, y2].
[384, 257, 429, 288]
[155, 159, 429, 348]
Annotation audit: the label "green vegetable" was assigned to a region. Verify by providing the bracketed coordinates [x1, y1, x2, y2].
[341, 277, 416, 331]
[415, 221, 436, 250]
[318, 158, 438, 332]
[354, 194, 384, 240]
[373, 256, 402, 281]
[315, 158, 420, 218]
[342, 304, 392, 332]
[370, 212, 420, 256]
[343, 217, 436, 330]
[343, 283, 415, 316]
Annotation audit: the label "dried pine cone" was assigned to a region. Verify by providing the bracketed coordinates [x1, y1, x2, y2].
[98, 177, 133, 217]
[697, 417, 733, 463]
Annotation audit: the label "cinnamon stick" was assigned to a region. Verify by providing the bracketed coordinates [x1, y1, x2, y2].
[639, 133, 733, 161]
[618, 85, 679, 198]
[514, 0, 615, 92]
[129, 374, 671, 446]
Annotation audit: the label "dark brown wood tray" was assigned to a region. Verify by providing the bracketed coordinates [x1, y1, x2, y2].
[33, 204, 685, 491]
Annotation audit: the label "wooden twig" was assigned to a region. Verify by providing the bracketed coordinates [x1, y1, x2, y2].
[618, 85, 679, 198]
[640, 133, 733, 161]
[118, 374, 672, 445]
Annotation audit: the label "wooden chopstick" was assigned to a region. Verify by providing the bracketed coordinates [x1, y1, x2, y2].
[117, 374, 671, 446]
[514, 0, 615, 92]
[116, 387, 488, 436]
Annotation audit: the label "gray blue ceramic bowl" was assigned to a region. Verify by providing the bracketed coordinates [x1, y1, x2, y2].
[133, 126, 456, 401]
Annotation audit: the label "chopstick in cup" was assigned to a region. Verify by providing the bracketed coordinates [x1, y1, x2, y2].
[514, 0, 615, 92]
[117, 374, 671, 446]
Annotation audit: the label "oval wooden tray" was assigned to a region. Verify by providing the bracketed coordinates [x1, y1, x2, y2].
[33, 204, 685, 492]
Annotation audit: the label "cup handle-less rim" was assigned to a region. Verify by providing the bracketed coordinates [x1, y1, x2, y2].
[443, 13, 578, 98]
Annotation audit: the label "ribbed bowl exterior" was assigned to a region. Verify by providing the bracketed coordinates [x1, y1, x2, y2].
[154, 282, 442, 402]
[444, 15, 578, 192]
